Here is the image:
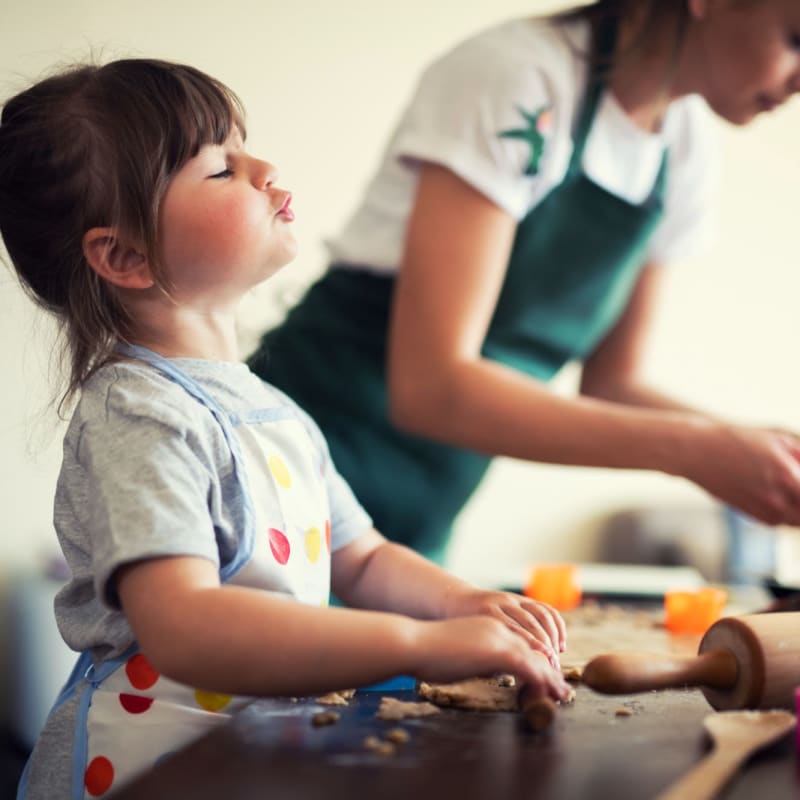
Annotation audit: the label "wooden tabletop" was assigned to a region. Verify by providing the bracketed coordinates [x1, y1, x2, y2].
[109, 683, 797, 800]
[109, 604, 798, 800]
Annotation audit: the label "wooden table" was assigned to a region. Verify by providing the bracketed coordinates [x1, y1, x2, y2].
[110, 604, 799, 800]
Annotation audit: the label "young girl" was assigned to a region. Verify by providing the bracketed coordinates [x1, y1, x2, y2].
[0, 59, 571, 800]
[249, 0, 800, 563]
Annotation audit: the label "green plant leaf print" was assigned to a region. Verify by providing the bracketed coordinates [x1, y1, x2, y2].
[498, 105, 552, 177]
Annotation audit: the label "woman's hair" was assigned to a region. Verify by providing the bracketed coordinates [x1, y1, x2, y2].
[559, 0, 691, 77]
[0, 59, 244, 410]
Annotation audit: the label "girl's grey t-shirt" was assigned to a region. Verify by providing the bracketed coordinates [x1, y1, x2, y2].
[54, 356, 372, 660]
[21, 357, 372, 800]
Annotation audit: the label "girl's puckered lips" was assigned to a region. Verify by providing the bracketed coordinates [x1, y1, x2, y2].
[277, 194, 294, 222]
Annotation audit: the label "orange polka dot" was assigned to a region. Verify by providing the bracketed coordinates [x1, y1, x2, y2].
[194, 689, 232, 712]
[325, 520, 331, 553]
[85, 756, 114, 796]
[119, 693, 154, 714]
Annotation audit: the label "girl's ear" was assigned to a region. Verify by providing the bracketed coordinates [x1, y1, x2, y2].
[82, 227, 155, 289]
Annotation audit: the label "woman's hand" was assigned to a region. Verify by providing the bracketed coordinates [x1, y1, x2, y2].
[410, 616, 573, 702]
[682, 422, 800, 526]
[442, 588, 566, 669]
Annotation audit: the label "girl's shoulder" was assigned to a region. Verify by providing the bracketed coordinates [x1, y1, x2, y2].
[69, 358, 219, 438]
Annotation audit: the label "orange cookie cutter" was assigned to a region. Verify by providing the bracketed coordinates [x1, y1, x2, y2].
[664, 587, 727, 634]
[524, 563, 582, 610]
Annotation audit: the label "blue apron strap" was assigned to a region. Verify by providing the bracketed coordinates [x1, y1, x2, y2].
[114, 344, 254, 581]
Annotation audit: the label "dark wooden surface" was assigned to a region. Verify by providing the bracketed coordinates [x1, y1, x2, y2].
[109, 682, 798, 800]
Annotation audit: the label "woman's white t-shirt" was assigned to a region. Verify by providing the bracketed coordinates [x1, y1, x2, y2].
[327, 15, 718, 272]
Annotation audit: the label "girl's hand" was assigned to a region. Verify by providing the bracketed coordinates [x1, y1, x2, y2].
[410, 616, 572, 702]
[684, 423, 800, 526]
[443, 588, 566, 669]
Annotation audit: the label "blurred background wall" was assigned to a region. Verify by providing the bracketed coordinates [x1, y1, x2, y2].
[1, 0, 799, 741]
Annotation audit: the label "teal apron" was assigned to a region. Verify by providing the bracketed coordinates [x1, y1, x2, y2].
[249, 28, 667, 562]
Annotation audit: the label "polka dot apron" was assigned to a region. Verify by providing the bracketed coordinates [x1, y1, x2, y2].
[21, 346, 333, 799]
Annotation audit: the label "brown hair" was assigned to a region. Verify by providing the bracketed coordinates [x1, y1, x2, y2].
[0, 59, 244, 411]
[558, 0, 691, 78]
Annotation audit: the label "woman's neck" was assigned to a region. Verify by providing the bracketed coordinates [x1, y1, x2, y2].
[606, 9, 698, 132]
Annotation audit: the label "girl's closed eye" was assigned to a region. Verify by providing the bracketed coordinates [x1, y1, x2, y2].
[209, 168, 233, 179]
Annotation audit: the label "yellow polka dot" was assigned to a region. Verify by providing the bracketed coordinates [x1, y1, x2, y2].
[305, 527, 321, 563]
[268, 455, 292, 488]
[194, 689, 232, 712]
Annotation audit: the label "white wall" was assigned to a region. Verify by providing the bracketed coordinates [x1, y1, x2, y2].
[1, 0, 799, 592]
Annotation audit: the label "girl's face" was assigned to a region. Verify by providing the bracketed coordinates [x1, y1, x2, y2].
[691, 0, 800, 124]
[157, 127, 297, 307]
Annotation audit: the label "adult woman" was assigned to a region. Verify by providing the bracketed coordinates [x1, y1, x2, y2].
[250, 0, 800, 562]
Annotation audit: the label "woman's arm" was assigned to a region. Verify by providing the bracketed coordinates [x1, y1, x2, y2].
[388, 163, 699, 468]
[117, 555, 571, 700]
[580, 262, 706, 413]
[388, 163, 800, 524]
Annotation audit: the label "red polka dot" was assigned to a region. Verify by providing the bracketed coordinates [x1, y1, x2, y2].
[85, 755, 114, 796]
[125, 653, 159, 690]
[325, 520, 331, 553]
[269, 527, 291, 565]
[119, 693, 154, 714]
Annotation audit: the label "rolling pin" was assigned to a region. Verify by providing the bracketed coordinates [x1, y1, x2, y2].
[582, 612, 800, 711]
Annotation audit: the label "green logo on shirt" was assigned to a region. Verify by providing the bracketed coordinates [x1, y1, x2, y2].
[499, 105, 552, 177]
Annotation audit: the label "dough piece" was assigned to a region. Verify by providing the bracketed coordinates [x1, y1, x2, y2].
[316, 689, 356, 706]
[376, 697, 440, 720]
[614, 707, 633, 717]
[364, 735, 396, 756]
[385, 727, 410, 744]
[311, 711, 340, 727]
[561, 664, 583, 683]
[418, 677, 519, 712]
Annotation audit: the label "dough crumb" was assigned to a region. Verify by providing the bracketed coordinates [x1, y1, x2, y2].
[316, 689, 356, 706]
[497, 674, 516, 687]
[561, 665, 583, 682]
[377, 697, 440, 721]
[385, 727, 411, 744]
[614, 707, 633, 717]
[364, 735, 396, 756]
[418, 677, 519, 712]
[311, 711, 340, 727]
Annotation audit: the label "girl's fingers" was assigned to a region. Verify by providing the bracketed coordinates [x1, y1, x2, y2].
[530, 601, 568, 651]
[504, 600, 564, 652]
[504, 619, 559, 669]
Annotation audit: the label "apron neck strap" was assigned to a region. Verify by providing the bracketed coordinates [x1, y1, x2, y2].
[569, 15, 619, 170]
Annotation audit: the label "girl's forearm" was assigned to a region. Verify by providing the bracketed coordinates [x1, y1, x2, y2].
[333, 538, 474, 619]
[136, 585, 423, 696]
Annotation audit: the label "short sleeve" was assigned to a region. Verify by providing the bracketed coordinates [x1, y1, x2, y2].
[646, 97, 720, 264]
[392, 38, 559, 219]
[68, 375, 224, 608]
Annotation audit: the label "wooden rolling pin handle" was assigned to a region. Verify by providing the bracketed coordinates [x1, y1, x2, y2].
[518, 684, 558, 731]
[582, 648, 739, 695]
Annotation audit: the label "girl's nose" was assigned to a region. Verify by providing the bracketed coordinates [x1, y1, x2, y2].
[252, 159, 278, 190]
